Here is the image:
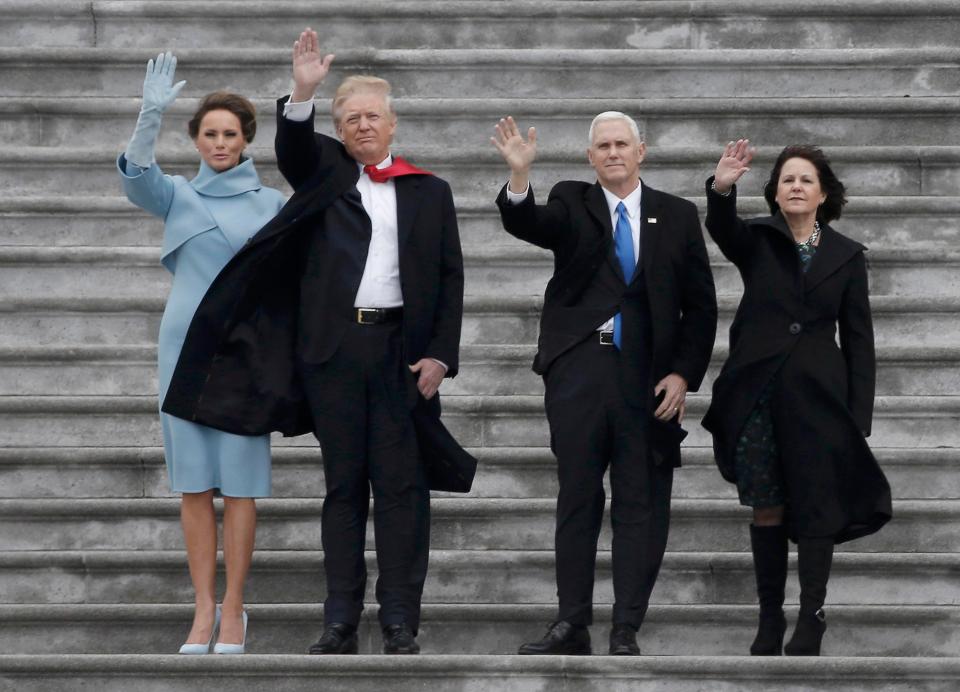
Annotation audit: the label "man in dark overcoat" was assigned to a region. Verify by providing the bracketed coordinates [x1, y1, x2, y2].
[162, 29, 469, 655]
[491, 114, 718, 655]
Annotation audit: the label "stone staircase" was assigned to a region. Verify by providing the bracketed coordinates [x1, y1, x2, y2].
[1, 0, 960, 689]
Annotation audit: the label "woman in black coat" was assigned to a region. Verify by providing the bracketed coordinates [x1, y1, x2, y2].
[702, 141, 892, 656]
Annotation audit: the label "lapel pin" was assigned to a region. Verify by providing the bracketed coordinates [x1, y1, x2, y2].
[647, 218, 658, 223]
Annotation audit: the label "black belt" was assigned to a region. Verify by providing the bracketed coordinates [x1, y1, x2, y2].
[354, 307, 403, 325]
[598, 330, 615, 346]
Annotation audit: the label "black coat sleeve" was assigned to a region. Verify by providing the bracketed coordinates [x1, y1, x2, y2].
[495, 183, 572, 251]
[671, 199, 718, 391]
[275, 96, 324, 191]
[424, 180, 465, 378]
[704, 176, 757, 267]
[838, 251, 876, 436]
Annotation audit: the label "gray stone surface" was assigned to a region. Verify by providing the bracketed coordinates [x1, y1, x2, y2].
[1, 0, 959, 687]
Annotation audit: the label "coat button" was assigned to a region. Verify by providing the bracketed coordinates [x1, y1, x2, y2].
[789, 322, 802, 335]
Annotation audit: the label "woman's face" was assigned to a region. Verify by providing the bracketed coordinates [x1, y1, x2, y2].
[774, 157, 827, 219]
[194, 109, 246, 172]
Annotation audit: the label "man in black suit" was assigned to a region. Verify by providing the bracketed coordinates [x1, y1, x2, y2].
[163, 29, 466, 655]
[492, 114, 717, 655]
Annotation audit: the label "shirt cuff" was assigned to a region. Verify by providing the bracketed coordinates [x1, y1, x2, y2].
[505, 182, 529, 204]
[429, 358, 449, 374]
[283, 97, 314, 122]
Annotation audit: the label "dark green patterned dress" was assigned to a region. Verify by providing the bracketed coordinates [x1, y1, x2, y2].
[733, 242, 818, 507]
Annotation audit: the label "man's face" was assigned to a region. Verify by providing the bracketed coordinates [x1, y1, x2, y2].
[587, 119, 645, 190]
[336, 91, 397, 166]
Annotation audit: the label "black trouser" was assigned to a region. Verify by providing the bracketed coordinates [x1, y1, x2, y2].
[544, 336, 671, 628]
[299, 321, 430, 631]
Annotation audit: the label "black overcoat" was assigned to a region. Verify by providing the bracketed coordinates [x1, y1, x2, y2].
[700, 178, 891, 543]
[161, 99, 474, 492]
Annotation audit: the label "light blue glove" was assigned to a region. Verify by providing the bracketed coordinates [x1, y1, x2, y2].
[124, 52, 187, 169]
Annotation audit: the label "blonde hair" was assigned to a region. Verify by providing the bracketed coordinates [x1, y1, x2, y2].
[332, 75, 395, 124]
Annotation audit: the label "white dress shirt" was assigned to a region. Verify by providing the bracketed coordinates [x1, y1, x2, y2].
[506, 180, 643, 331]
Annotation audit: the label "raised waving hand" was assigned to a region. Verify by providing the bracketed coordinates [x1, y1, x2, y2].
[713, 139, 756, 194]
[292, 28, 335, 103]
[141, 51, 186, 113]
[491, 116, 537, 194]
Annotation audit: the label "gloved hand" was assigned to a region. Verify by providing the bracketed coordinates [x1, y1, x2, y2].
[124, 52, 187, 168]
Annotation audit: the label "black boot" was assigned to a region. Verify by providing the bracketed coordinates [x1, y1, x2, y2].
[748, 524, 788, 655]
[784, 537, 833, 656]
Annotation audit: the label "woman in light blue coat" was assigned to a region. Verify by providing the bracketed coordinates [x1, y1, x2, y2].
[117, 53, 286, 655]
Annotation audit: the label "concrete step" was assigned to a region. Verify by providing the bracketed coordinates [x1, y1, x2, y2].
[6, 95, 960, 149]
[0, 498, 952, 553]
[0, 446, 951, 502]
[2, 342, 957, 398]
[2, 244, 957, 302]
[0, 47, 960, 98]
[0, 394, 957, 449]
[1, 293, 957, 351]
[8, 0, 960, 50]
[4, 47, 960, 99]
[7, 143, 960, 200]
[0, 602, 956, 657]
[4, 194, 960, 250]
[3, 656, 960, 692]
[1, 550, 957, 608]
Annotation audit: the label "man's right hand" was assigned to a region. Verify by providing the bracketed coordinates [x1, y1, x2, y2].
[491, 116, 537, 194]
[292, 28, 335, 103]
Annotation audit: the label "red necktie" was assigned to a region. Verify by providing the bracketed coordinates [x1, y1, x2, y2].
[362, 156, 432, 183]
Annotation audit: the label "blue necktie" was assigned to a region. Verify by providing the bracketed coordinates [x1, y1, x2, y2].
[613, 201, 636, 349]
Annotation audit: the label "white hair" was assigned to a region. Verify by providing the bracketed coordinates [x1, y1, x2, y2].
[588, 111, 642, 145]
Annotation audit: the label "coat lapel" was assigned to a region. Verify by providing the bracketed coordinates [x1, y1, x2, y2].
[757, 214, 864, 292]
[246, 155, 359, 250]
[394, 174, 424, 251]
[803, 224, 865, 292]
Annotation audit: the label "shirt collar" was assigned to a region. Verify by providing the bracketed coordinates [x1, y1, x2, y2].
[358, 153, 393, 174]
[600, 181, 642, 219]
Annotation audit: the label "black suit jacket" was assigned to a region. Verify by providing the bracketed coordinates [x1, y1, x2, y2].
[163, 99, 465, 446]
[496, 180, 717, 402]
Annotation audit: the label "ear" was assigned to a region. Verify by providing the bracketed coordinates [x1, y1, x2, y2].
[586, 146, 595, 167]
[637, 141, 647, 164]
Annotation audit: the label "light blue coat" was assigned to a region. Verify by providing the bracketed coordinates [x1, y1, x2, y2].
[118, 154, 286, 496]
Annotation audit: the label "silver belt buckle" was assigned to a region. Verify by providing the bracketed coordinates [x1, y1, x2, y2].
[599, 330, 614, 346]
[357, 308, 376, 324]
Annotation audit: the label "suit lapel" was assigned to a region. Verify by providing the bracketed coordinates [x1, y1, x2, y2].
[583, 183, 625, 283]
[394, 174, 424, 251]
[639, 182, 662, 281]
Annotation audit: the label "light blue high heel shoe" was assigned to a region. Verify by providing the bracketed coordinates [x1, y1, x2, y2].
[213, 610, 248, 655]
[178, 606, 221, 655]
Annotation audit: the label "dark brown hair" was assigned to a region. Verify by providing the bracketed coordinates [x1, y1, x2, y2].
[187, 91, 257, 143]
[763, 145, 847, 223]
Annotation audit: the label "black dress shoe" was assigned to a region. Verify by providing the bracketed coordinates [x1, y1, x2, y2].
[308, 623, 358, 655]
[608, 623, 640, 656]
[518, 621, 591, 655]
[382, 623, 420, 654]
